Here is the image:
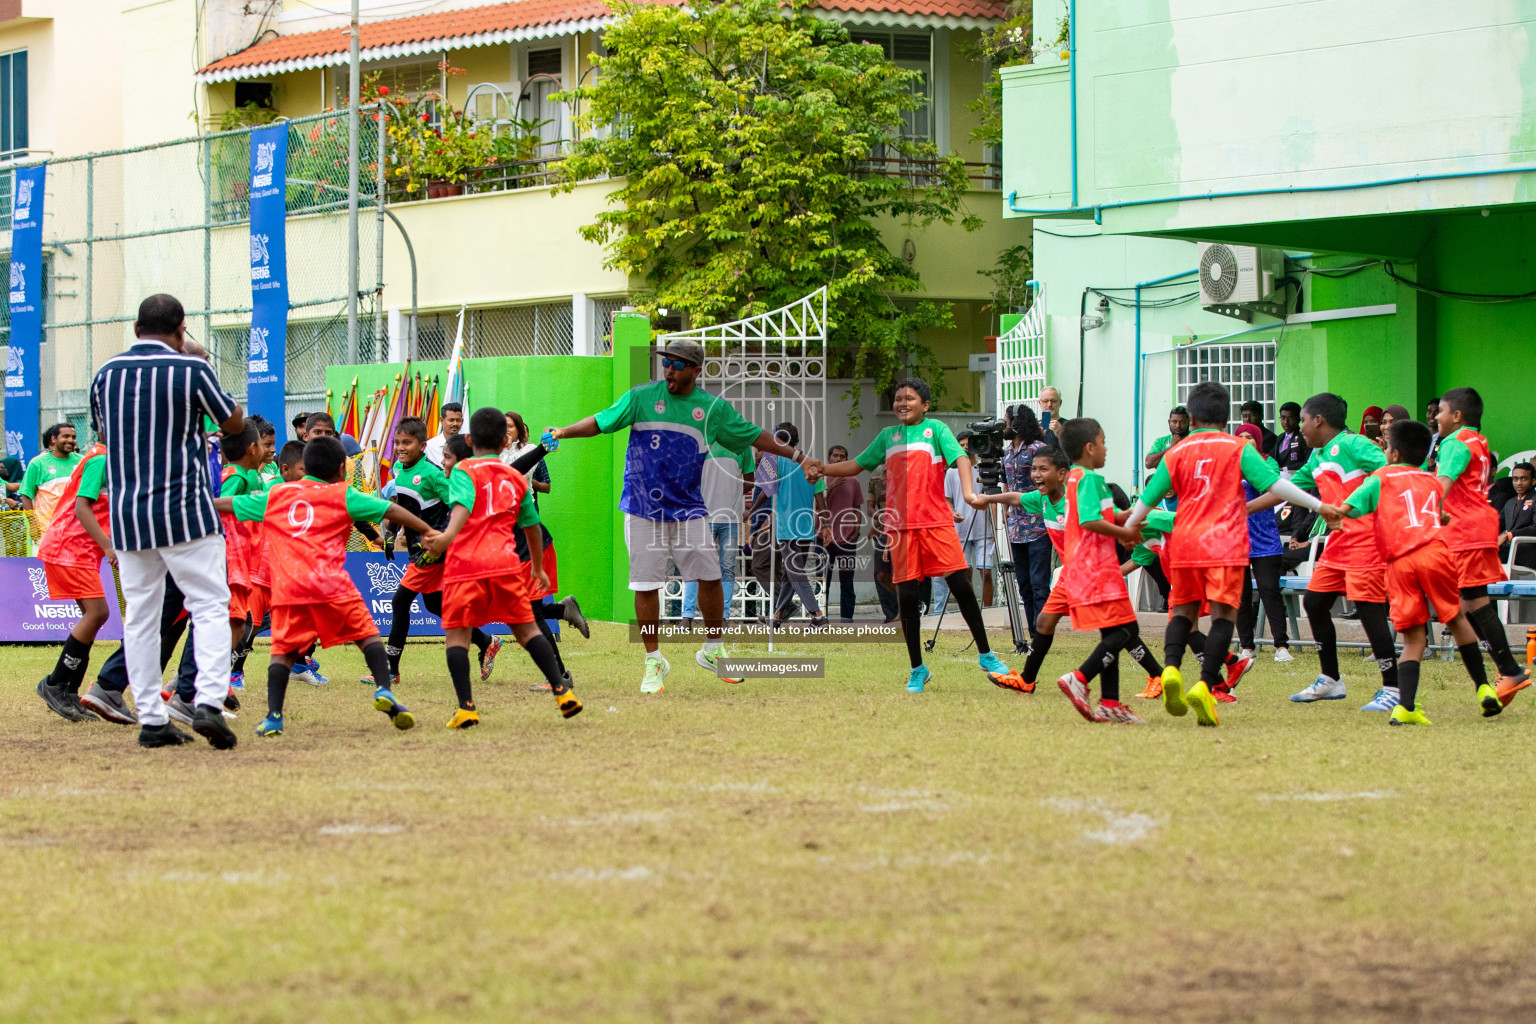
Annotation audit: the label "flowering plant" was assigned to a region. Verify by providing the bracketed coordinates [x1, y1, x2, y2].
[386, 99, 494, 194]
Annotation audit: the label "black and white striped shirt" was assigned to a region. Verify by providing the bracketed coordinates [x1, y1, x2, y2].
[89, 340, 239, 552]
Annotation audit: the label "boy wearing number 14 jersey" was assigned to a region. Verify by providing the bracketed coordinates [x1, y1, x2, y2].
[1323, 419, 1496, 723]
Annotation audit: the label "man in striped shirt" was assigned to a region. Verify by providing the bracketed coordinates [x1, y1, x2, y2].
[89, 294, 245, 749]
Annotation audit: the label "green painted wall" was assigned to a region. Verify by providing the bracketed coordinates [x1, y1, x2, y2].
[325, 352, 624, 621]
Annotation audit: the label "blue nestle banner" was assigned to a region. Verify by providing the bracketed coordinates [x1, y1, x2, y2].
[343, 552, 510, 638]
[5, 164, 45, 461]
[0, 557, 124, 642]
[246, 124, 287, 427]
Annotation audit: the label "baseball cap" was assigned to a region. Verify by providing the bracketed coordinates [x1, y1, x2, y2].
[659, 339, 704, 366]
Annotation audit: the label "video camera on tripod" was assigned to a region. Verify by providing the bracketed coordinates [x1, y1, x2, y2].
[965, 417, 1008, 494]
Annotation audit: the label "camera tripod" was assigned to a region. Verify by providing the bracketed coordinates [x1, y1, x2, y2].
[922, 478, 1030, 656]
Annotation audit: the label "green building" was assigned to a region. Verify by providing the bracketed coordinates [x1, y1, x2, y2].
[999, 0, 1536, 488]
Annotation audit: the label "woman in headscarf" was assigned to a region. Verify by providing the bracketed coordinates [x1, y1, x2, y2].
[1360, 405, 1385, 448]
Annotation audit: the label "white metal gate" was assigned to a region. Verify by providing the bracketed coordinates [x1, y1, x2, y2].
[656, 288, 829, 621]
[995, 284, 1047, 415]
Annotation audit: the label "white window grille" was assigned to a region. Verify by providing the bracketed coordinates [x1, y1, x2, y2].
[995, 286, 1046, 414]
[591, 297, 629, 354]
[1175, 341, 1277, 426]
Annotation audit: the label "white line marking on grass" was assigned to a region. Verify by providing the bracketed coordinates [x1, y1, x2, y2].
[7, 785, 116, 798]
[158, 870, 291, 885]
[690, 781, 776, 793]
[828, 851, 1002, 871]
[1043, 798, 1163, 845]
[548, 866, 656, 882]
[860, 800, 950, 813]
[1257, 791, 1397, 803]
[553, 811, 676, 827]
[317, 824, 406, 835]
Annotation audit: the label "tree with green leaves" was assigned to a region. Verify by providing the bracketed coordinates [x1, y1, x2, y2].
[558, 0, 981, 401]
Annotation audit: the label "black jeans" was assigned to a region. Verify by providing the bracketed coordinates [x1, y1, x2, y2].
[1011, 536, 1053, 633]
[96, 573, 186, 694]
[827, 541, 858, 620]
[1238, 555, 1289, 650]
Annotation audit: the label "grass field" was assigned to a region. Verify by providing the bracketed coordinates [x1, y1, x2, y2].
[6, 622, 1536, 1023]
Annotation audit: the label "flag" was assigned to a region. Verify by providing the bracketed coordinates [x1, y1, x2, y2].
[378, 365, 411, 481]
[338, 376, 361, 440]
[423, 376, 440, 437]
[443, 304, 467, 407]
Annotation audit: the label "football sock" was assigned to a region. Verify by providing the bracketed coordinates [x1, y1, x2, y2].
[1458, 643, 1489, 689]
[1397, 659, 1421, 711]
[52, 634, 93, 693]
[533, 614, 567, 674]
[1126, 637, 1163, 680]
[1201, 618, 1235, 687]
[471, 628, 492, 655]
[944, 570, 992, 656]
[387, 586, 418, 675]
[446, 646, 475, 710]
[524, 634, 569, 694]
[1079, 624, 1135, 684]
[1100, 659, 1120, 703]
[267, 661, 291, 717]
[1022, 631, 1054, 682]
[361, 640, 392, 691]
[231, 618, 256, 674]
[898, 581, 924, 670]
[1188, 629, 1208, 659]
[1468, 603, 1521, 676]
[1356, 601, 1400, 687]
[535, 601, 565, 622]
[1164, 615, 1193, 670]
[1304, 589, 1341, 679]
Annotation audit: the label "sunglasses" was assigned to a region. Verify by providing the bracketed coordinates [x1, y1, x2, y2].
[660, 356, 698, 370]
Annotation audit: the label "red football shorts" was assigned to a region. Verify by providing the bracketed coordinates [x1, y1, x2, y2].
[443, 573, 533, 629]
[246, 584, 270, 626]
[1386, 542, 1463, 631]
[271, 594, 377, 655]
[889, 526, 968, 584]
[1041, 584, 1072, 618]
[1455, 547, 1505, 590]
[45, 562, 104, 601]
[400, 559, 444, 595]
[1169, 564, 1245, 609]
[228, 583, 250, 623]
[1308, 562, 1387, 604]
[1070, 596, 1137, 632]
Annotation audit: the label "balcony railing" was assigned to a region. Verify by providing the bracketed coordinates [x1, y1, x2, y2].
[384, 155, 566, 204]
[854, 157, 1003, 191]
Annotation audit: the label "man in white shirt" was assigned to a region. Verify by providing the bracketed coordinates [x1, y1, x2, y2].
[423, 402, 463, 467]
[680, 442, 755, 628]
[933, 432, 994, 612]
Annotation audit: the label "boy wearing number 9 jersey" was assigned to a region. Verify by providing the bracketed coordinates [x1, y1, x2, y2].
[1322, 419, 1494, 724]
[424, 407, 582, 728]
[216, 436, 440, 737]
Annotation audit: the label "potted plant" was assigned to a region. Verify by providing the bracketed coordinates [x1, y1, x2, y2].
[385, 66, 497, 198]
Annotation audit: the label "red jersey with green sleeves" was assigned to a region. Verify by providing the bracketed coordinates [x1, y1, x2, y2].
[1141, 429, 1279, 568]
[1016, 489, 1067, 558]
[1063, 467, 1128, 605]
[1345, 465, 1446, 562]
[854, 419, 965, 531]
[1289, 433, 1386, 570]
[37, 445, 109, 568]
[1130, 509, 1176, 570]
[230, 478, 391, 606]
[221, 466, 268, 587]
[1435, 427, 1499, 552]
[445, 456, 541, 584]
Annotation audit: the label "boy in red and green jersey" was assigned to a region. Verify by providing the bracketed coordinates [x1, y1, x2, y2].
[1047, 418, 1150, 725]
[35, 443, 121, 723]
[1323, 418, 1496, 724]
[1281, 393, 1402, 709]
[819, 377, 1024, 694]
[425, 407, 582, 728]
[218, 423, 265, 659]
[1433, 386, 1529, 699]
[216, 436, 437, 739]
[1126, 382, 1321, 727]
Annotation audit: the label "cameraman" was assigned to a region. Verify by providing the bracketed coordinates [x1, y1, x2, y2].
[1002, 405, 1053, 635]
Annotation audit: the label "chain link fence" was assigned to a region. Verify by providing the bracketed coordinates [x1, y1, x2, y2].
[1, 107, 387, 442]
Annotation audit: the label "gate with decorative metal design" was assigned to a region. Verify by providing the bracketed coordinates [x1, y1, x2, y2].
[655, 288, 830, 621]
[995, 284, 1047, 415]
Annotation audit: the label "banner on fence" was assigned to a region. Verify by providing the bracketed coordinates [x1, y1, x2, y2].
[0, 557, 124, 642]
[5, 164, 46, 460]
[247, 124, 288, 428]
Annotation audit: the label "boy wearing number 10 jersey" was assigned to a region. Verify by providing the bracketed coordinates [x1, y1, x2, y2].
[425, 407, 582, 728]
[216, 436, 438, 738]
[1325, 419, 1495, 724]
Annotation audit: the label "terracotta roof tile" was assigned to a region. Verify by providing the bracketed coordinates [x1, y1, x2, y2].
[198, 0, 1005, 78]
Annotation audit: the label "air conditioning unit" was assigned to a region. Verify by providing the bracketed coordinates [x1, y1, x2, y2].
[1196, 243, 1285, 321]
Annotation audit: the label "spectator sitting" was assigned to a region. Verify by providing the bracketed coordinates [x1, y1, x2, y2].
[1144, 405, 1190, 471]
[1274, 401, 1309, 476]
[1499, 462, 1536, 569]
[1240, 401, 1278, 456]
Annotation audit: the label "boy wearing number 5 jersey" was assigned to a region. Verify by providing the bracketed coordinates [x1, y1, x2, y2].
[424, 407, 582, 728]
[216, 436, 440, 738]
[1322, 419, 1494, 724]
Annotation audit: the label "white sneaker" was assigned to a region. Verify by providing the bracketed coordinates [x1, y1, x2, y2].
[1240, 649, 1255, 661]
[1274, 647, 1294, 663]
[1289, 675, 1346, 703]
[640, 654, 670, 694]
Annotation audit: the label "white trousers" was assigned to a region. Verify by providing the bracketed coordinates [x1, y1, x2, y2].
[116, 533, 231, 727]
